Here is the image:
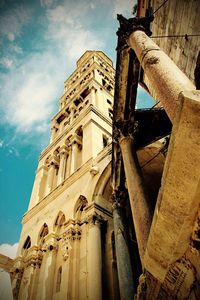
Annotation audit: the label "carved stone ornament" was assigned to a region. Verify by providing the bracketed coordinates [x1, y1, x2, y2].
[116, 14, 154, 51]
[86, 212, 105, 227]
[64, 225, 82, 241]
[191, 207, 200, 251]
[112, 187, 128, 207]
[61, 239, 72, 261]
[160, 257, 196, 298]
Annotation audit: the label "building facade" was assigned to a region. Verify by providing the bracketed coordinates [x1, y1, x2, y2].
[11, 51, 119, 300]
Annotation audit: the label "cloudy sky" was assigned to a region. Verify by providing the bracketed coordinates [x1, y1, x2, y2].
[0, 0, 154, 258]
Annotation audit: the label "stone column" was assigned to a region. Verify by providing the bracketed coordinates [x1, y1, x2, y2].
[45, 156, 59, 195]
[112, 201, 135, 300]
[28, 165, 48, 209]
[70, 104, 76, 123]
[11, 258, 24, 300]
[119, 135, 152, 261]
[87, 214, 102, 300]
[50, 125, 58, 143]
[128, 30, 195, 122]
[59, 234, 73, 299]
[70, 135, 82, 174]
[36, 235, 57, 300]
[65, 146, 71, 178]
[57, 146, 68, 185]
[90, 86, 96, 106]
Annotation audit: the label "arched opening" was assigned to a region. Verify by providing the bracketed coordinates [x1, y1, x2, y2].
[23, 235, 31, 250]
[38, 223, 49, 245]
[54, 211, 66, 233]
[74, 195, 88, 220]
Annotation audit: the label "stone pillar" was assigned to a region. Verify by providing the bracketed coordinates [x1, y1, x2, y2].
[59, 235, 73, 299]
[128, 30, 195, 121]
[112, 201, 135, 300]
[11, 258, 24, 300]
[50, 125, 58, 143]
[57, 146, 68, 185]
[90, 86, 96, 106]
[143, 91, 200, 282]
[70, 104, 76, 123]
[65, 146, 71, 178]
[45, 156, 59, 196]
[36, 235, 57, 300]
[28, 165, 48, 209]
[119, 135, 152, 261]
[87, 214, 102, 300]
[70, 135, 82, 174]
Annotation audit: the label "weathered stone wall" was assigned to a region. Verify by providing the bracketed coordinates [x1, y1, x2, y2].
[151, 0, 200, 84]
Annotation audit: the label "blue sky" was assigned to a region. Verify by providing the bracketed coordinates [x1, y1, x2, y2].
[0, 0, 153, 256]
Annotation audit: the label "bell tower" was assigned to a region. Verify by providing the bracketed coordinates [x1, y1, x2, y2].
[12, 51, 119, 300]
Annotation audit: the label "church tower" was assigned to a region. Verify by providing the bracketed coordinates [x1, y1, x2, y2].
[12, 51, 119, 300]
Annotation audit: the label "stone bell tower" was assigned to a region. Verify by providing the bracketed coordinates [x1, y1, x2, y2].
[12, 51, 119, 300]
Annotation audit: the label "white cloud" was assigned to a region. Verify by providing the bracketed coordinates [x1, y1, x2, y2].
[0, 57, 14, 68]
[0, 243, 18, 259]
[7, 32, 15, 42]
[0, 5, 31, 41]
[40, 0, 54, 8]
[0, 0, 104, 148]
[112, 0, 136, 18]
[0, 139, 4, 147]
[46, 2, 103, 61]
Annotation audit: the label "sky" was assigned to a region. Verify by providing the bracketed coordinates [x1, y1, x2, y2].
[0, 0, 154, 258]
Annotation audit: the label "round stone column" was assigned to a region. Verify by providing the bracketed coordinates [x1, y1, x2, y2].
[87, 214, 102, 300]
[57, 146, 68, 185]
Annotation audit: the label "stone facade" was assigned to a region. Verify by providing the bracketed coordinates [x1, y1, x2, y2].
[11, 51, 119, 300]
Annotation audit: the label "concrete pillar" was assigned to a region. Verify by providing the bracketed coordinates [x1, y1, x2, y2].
[57, 146, 68, 185]
[87, 216, 102, 300]
[113, 202, 135, 300]
[119, 135, 152, 261]
[128, 30, 195, 121]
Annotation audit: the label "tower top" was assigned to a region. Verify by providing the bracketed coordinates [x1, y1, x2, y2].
[76, 50, 113, 68]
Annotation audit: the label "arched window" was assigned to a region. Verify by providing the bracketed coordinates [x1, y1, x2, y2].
[54, 211, 65, 233]
[56, 266, 62, 292]
[23, 236, 31, 250]
[38, 223, 49, 245]
[74, 195, 88, 219]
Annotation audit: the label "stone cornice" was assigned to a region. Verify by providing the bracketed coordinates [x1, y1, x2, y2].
[84, 202, 112, 218]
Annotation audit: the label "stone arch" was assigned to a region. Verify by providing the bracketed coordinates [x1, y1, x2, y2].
[73, 195, 88, 219]
[23, 235, 31, 250]
[38, 223, 49, 245]
[93, 162, 112, 201]
[21, 235, 31, 255]
[54, 211, 66, 232]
